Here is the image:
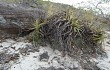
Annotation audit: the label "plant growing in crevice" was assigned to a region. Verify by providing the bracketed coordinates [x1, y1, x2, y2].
[32, 18, 47, 43]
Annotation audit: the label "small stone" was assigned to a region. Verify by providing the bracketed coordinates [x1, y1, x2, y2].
[13, 53, 19, 58]
[0, 45, 3, 47]
[33, 56, 37, 58]
[107, 41, 110, 44]
[39, 51, 49, 61]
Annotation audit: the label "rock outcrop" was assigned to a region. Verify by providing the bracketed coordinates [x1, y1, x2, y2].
[0, 2, 45, 38]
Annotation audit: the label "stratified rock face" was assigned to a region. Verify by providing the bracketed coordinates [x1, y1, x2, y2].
[0, 2, 45, 38]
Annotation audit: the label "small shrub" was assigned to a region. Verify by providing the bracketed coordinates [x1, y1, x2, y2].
[36, 11, 105, 56]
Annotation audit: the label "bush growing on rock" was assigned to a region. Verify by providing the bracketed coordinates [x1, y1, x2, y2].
[33, 10, 105, 56]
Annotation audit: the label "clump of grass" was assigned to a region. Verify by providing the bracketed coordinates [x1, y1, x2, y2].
[25, 18, 47, 47]
[32, 18, 47, 43]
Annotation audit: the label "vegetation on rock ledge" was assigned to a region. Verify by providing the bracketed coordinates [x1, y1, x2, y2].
[33, 10, 104, 56]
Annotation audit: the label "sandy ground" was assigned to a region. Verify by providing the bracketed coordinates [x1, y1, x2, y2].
[0, 38, 79, 70]
[0, 31, 110, 70]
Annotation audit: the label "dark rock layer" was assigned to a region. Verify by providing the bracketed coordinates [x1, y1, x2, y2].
[0, 2, 45, 38]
